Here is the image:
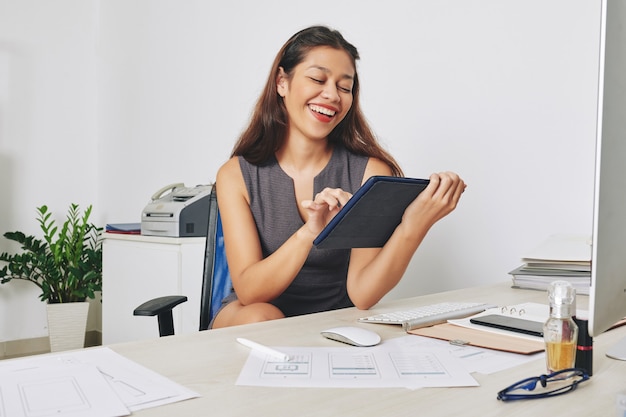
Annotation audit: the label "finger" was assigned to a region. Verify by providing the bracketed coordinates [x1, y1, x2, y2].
[455, 178, 467, 199]
[429, 172, 452, 200]
[431, 172, 464, 202]
[422, 173, 441, 197]
[313, 193, 333, 211]
[440, 172, 466, 205]
[336, 191, 352, 208]
[301, 199, 324, 211]
[315, 188, 351, 210]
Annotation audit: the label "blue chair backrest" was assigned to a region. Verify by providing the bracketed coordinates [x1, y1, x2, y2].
[210, 210, 232, 322]
[199, 186, 232, 330]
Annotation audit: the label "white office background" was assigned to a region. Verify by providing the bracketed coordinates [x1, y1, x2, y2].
[0, 0, 600, 343]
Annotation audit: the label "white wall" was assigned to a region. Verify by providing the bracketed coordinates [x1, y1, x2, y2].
[0, 0, 601, 342]
[0, 0, 100, 342]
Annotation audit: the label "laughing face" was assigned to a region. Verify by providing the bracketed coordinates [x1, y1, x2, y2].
[277, 46, 355, 143]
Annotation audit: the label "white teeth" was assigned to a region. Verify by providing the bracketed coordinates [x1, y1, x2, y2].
[309, 104, 336, 117]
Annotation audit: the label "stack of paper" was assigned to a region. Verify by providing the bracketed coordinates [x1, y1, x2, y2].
[0, 347, 198, 417]
[509, 234, 592, 295]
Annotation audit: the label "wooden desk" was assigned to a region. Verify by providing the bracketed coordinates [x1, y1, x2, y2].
[111, 283, 626, 417]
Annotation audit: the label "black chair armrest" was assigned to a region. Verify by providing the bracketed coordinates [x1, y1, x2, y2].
[134, 295, 188, 316]
[133, 295, 188, 337]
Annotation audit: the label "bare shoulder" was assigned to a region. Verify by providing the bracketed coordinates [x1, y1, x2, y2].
[216, 156, 248, 202]
[217, 156, 240, 179]
[217, 157, 243, 187]
[362, 157, 394, 184]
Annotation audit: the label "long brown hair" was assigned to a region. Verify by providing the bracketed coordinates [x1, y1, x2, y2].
[231, 26, 403, 176]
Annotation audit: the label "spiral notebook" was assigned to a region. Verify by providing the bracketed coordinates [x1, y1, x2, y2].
[313, 176, 430, 249]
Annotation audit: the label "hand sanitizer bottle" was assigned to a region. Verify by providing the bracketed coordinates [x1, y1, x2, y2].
[543, 280, 578, 373]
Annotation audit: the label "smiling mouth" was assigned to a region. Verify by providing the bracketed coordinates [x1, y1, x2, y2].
[309, 104, 336, 118]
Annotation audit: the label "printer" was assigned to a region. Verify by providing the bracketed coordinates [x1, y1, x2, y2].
[141, 183, 213, 237]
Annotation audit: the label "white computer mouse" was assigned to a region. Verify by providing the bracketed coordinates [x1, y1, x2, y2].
[320, 326, 381, 347]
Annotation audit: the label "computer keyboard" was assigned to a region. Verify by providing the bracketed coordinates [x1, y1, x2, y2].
[358, 302, 497, 331]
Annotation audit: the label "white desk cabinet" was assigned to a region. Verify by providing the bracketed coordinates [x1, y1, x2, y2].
[102, 233, 205, 345]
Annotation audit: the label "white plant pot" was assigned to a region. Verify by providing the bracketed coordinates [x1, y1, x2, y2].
[46, 302, 89, 352]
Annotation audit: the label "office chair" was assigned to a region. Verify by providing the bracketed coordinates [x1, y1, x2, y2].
[133, 185, 232, 336]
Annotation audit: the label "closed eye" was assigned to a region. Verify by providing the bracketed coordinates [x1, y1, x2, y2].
[308, 77, 352, 94]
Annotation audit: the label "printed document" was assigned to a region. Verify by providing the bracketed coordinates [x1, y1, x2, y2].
[0, 347, 198, 417]
[236, 338, 479, 389]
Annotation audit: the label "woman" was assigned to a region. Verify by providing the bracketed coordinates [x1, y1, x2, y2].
[212, 26, 466, 328]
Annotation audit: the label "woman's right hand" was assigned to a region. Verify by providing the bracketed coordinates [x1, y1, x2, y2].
[301, 187, 352, 237]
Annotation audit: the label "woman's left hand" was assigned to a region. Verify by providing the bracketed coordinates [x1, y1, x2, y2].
[403, 172, 466, 227]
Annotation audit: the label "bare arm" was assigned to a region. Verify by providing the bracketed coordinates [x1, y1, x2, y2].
[216, 157, 346, 306]
[217, 156, 465, 310]
[345, 160, 467, 310]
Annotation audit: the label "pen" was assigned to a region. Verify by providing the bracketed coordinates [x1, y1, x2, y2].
[236, 337, 291, 361]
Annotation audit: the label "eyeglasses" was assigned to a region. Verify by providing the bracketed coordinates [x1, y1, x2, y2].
[497, 368, 590, 401]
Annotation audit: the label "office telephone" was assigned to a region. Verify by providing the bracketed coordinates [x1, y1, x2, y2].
[151, 183, 210, 202]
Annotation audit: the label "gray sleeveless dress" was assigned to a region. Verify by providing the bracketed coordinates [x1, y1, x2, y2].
[218, 145, 368, 318]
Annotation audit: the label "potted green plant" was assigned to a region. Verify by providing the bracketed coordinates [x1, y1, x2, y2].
[0, 203, 102, 352]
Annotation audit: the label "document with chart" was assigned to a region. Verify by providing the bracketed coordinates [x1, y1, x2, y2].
[235, 341, 478, 389]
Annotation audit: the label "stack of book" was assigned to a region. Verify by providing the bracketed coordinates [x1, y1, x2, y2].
[509, 234, 592, 295]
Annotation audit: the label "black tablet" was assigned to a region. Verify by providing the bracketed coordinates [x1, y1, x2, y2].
[313, 176, 430, 249]
[470, 314, 544, 337]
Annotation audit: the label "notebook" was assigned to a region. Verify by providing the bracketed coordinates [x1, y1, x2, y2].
[409, 323, 545, 354]
[313, 176, 430, 249]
